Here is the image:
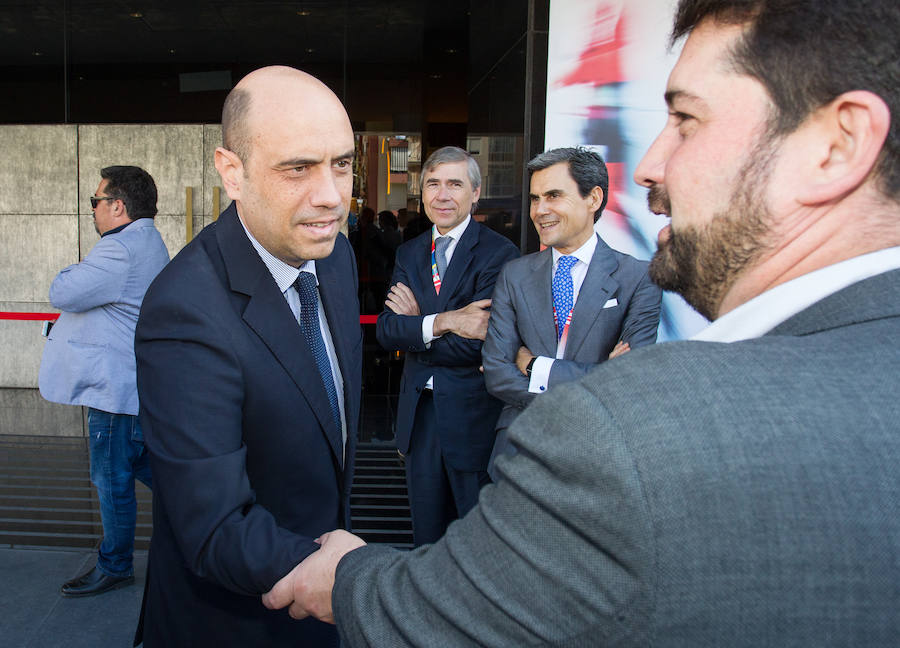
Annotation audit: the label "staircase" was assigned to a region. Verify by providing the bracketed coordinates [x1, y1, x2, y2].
[0, 436, 411, 550]
[350, 443, 413, 547]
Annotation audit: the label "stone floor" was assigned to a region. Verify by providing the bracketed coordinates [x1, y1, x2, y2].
[0, 546, 146, 648]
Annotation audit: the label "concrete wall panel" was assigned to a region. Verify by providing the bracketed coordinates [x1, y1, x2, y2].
[0, 126, 77, 216]
[0, 315, 47, 388]
[153, 214, 190, 259]
[0, 388, 84, 437]
[0, 214, 79, 303]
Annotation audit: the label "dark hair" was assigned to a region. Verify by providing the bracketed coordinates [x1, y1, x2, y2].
[222, 87, 253, 163]
[527, 147, 609, 221]
[100, 166, 158, 219]
[672, 0, 900, 200]
[360, 206, 376, 225]
[378, 210, 398, 231]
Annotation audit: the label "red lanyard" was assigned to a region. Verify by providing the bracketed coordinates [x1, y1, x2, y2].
[430, 234, 442, 294]
[552, 305, 574, 345]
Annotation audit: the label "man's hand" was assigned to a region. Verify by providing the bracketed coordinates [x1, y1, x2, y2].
[385, 283, 420, 316]
[516, 346, 535, 376]
[608, 340, 631, 359]
[261, 530, 366, 624]
[433, 299, 492, 340]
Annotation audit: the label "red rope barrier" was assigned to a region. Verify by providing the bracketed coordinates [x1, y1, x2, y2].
[0, 312, 59, 321]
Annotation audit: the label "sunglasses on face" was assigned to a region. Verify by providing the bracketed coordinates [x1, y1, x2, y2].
[90, 196, 116, 209]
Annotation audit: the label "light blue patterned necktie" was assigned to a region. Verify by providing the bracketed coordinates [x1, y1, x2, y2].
[294, 271, 341, 431]
[435, 235, 451, 278]
[552, 255, 578, 340]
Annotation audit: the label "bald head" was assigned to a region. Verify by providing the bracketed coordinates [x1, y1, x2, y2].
[222, 66, 348, 165]
[214, 65, 355, 265]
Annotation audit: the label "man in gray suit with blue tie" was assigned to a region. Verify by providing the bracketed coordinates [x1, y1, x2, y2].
[39, 166, 169, 597]
[483, 148, 661, 476]
[263, 0, 900, 645]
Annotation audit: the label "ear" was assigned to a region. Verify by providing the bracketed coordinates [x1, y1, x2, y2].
[795, 90, 890, 205]
[214, 147, 245, 201]
[588, 185, 604, 213]
[471, 184, 482, 205]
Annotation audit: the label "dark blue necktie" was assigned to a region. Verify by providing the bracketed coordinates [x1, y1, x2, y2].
[294, 271, 341, 432]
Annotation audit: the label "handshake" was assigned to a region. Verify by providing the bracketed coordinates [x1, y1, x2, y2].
[262, 529, 367, 624]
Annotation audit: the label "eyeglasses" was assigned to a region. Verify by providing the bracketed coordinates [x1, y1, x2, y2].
[90, 196, 116, 209]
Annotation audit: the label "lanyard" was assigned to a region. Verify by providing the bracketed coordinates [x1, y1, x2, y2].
[430, 233, 442, 294]
[552, 304, 574, 347]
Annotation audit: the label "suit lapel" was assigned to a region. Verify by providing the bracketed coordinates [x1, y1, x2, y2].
[565, 235, 619, 359]
[217, 206, 344, 466]
[520, 249, 558, 356]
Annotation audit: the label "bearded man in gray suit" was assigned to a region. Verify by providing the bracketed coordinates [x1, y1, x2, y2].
[262, 0, 900, 645]
[483, 147, 661, 477]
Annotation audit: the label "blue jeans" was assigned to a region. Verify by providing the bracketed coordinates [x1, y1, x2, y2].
[88, 408, 153, 577]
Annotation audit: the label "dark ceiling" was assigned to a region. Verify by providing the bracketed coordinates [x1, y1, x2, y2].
[0, 1, 466, 67]
[0, 0, 544, 135]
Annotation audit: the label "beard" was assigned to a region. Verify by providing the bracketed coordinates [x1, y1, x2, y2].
[648, 142, 777, 321]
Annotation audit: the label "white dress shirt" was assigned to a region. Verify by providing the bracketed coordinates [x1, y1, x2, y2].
[528, 234, 599, 394]
[239, 218, 347, 451]
[693, 246, 900, 343]
[420, 215, 472, 390]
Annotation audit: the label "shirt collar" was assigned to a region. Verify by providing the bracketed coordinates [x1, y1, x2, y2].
[552, 232, 597, 268]
[238, 215, 317, 293]
[693, 246, 900, 343]
[100, 219, 136, 238]
[432, 214, 471, 242]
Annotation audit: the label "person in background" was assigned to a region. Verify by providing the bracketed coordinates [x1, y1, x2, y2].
[40, 165, 169, 597]
[376, 146, 519, 546]
[482, 147, 661, 477]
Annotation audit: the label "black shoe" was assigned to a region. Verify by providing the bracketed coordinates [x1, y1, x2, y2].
[60, 566, 134, 597]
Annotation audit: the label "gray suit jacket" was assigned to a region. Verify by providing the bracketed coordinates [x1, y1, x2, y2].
[483, 235, 660, 474]
[332, 268, 900, 647]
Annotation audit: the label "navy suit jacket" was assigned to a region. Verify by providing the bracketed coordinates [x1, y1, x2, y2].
[377, 220, 519, 471]
[134, 204, 361, 647]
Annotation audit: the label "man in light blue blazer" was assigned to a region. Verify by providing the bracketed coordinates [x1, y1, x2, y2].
[39, 165, 169, 597]
[483, 147, 661, 477]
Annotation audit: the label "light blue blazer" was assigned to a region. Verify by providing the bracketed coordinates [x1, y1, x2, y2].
[39, 218, 169, 415]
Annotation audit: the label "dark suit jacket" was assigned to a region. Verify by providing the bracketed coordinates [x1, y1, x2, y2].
[483, 234, 661, 433]
[377, 220, 519, 471]
[134, 204, 361, 647]
[333, 268, 900, 647]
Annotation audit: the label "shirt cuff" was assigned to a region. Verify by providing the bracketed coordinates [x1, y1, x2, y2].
[528, 356, 553, 394]
[422, 314, 440, 345]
